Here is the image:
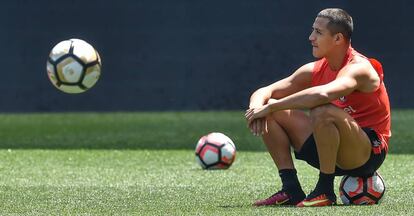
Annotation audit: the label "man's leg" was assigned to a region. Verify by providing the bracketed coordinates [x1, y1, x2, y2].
[297, 104, 372, 207]
[254, 109, 312, 206]
[262, 109, 313, 168]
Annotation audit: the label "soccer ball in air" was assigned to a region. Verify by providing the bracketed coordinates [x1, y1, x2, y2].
[195, 132, 236, 169]
[339, 172, 385, 205]
[46, 39, 101, 93]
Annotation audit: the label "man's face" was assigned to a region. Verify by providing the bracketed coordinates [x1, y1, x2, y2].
[309, 17, 337, 58]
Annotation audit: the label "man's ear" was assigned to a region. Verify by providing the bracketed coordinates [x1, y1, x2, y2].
[335, 33, 345, 44]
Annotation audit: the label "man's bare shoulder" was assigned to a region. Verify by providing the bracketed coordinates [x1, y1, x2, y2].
[340, 55, 380, 92]
[293, 62, 316, 75]
[287, 62, 316, 83]
[349, 55, 372, 66]
[341, 55, 375, 76]
[281, 62, 316, 89]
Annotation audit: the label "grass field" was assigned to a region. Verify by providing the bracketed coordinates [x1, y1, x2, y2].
[0, 110, 413, 215]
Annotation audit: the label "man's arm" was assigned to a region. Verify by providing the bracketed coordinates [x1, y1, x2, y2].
[249, 62, 314, 108]
[249, 60, 380, 118]
[266, 75, 357, 111]
[247, 62, 314, 136]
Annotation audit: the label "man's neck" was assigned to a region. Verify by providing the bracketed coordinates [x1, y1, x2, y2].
[326, 44, 351, 71]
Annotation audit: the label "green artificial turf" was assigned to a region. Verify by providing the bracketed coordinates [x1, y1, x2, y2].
[0, 150, 412, 215]
[0, 110, 412, 215]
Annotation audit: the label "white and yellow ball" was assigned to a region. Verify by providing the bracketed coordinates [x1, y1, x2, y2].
[46, 39, 101, 93]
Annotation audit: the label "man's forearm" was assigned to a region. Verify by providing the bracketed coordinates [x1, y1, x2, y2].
[267, 86, 331, 112]
[249, 87, 272, 108]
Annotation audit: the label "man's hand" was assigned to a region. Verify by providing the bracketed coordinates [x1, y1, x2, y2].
[246, 102, 275, 123]
[245, 104, 272, 136]
[247, 118, 268, 136]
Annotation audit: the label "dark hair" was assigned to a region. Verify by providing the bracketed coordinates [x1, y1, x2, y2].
[317, 8, 353, 41]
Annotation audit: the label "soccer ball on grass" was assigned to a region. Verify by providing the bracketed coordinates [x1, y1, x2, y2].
[195, 132, 236, 169]
[46, 38, 101, 93]
[339, 172, 385, 205]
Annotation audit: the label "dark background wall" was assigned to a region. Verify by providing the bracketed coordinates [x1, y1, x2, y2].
[0, 0, 411, 112]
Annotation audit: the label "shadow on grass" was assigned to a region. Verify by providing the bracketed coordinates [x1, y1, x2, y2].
[218, 204, 249, 208]
[218, 203, 376, 208]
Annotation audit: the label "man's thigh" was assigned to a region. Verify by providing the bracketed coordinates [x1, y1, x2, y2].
[323, 105, 372, 170]
[295, 130, 385, 177]
[267, 109, 313, 151]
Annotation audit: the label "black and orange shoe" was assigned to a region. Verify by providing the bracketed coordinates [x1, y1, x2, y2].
[254, 190, 305, 206]
[296, 192, 336, 207]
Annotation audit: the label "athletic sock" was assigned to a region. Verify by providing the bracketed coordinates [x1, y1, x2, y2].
[309, 172, 336, 200]
[279, 169, 304, 196]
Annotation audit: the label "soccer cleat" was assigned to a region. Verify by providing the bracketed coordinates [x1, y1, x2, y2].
[254, 190, 305, 206]
[296, 193, 337, 207]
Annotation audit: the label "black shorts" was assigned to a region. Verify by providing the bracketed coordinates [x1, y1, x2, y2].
[294, 128, 386, 177]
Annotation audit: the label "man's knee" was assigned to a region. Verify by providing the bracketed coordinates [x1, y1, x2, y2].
[263, 110, 291, 132]
[268, 109, 293, 121]
[309, 104, 340, 127]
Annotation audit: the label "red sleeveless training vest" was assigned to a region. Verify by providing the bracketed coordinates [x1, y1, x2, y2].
[311, 46, 391, 153]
